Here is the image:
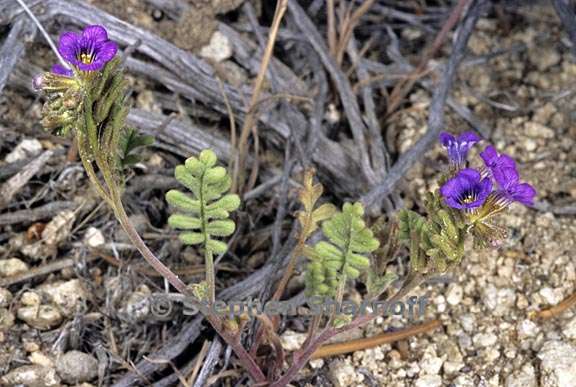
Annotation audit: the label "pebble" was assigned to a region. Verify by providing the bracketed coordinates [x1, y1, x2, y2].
[83, 227, 105, 248]
[528, 46, 561, 71]
[56, 351, 98, 384]
[280, 330, 307, 351]
[38, 279, 88, 317]
[539, 287, 563, 306]
[0, 308, 15, 329]
[21, 291, 41, 306]
[1, 365, 61, 387]
[118, 285, 152, 323]
[473, 332, 498, 348]
[517, 319, 539, 339]
[524, 122, 555, 139]
[446, 284, 463, 305]
[0, 287, 13, 307]
[419, 348, 444, 375]
[0, 258, 29, 277]
[414, 374, 442, 387]
[563, 316, 576, 340]
[17, 305, 63, 330]
[4, 139, 43, 163]
[505, 363, 537, 387]
[453, 374, 476, 387]
[200, 31, 233, 62]
[328, 360, 362, 387]
[538, 340, 576, 387]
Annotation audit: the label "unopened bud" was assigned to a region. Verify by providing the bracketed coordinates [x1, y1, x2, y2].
[32, 74, 44, 91]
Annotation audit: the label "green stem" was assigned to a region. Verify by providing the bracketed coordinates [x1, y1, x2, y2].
[198, 169, 216, 303]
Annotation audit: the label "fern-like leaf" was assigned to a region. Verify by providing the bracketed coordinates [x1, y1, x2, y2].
[166, 149, 240, 255]
[304, 202, 379, 297]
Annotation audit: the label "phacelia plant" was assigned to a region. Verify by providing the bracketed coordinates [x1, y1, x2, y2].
[36, 25, 536, 387]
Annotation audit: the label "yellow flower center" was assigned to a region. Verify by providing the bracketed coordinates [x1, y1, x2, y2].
[79, 53, 94, 64]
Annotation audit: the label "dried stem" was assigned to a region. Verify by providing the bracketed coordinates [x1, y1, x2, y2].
[311, 319, 441, 359]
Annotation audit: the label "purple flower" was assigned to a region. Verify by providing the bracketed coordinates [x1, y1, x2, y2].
[480, 145, 515, 171]
[439, 131, 481, 165]
[492, 167, 537, 206]
[51, 64, 73, 77]
[480, 146, 536, 206]
[440, 168, 492, 210]
[57, 25, 117, 73]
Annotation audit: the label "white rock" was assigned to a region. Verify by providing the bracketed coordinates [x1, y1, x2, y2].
[420, 349, 444, 375]
[0, 308, 15, 329]
[0, 258, 29, 277]
[1, 365, 60, 387]
[328, 360, 362, 387]
[83, 227, 105, 248]
[280, 329, 307, 351]
[21, 291, 41, 306]
[524, 122, 555, 139]
[5, 139, 43, 163]
[517, 319, 539, 339]
[38, 279, 88, 317]
[0, 287, 13, 307]
[309, 359, 324, 369]
[199, 31, 232, 62]
[56, 351, 98, 384]
[29, 351, 55, 368]
[446, 284, 463, 305]
[506, 363, 537, 387]
[17, 305, 63, 330]
[118, 285, 151, 323]
[538, 340, 576, 387]
[453, 375, 475, 387]
[473, 332, 498, 348]
[414, 374, 442, 387]
[539, 287, 563, 306]
[563, 317, 576, 340]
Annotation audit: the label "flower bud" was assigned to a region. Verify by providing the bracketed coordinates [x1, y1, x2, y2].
[32, 74, 44, 91]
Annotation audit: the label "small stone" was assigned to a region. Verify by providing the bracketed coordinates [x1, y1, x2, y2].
[539, 287, 563, 305]
[17, 305, 63, 330]
[0, 308, 15, 329]
[563, 317, 576, 339]
[528, 46, 561, 71]
[21, 291, 41, 306]
[280, 330, 307, 351]
[83, 227, 105, 248]
[38, 279, 88, 317]
[0, 258, 29, 277]
[524, 138, 537, 152]
[473, 332, 498, 348]
[524, 122, 555, 139]
[453, 375, 476, 387]
[56, 351, 98, 384]
[5, 139, 43, 163]
[309, 359, 324, 369]
[23, 341, 40, 352]
[414, 374, 442, 387]
[118, 285, 152, 323]
[506, 363, 537, 387]
[29, 351, 54, 368]
[538, 340, 576, 387]
[420, 347, 444, 375]
[199, 31, 232, 63]
[0, 287, 12, 307]
[446, 284, 463, 305]
[328, 360, 362, 387]
[1, 365, 60, 387]
[517, 319, 539, 339]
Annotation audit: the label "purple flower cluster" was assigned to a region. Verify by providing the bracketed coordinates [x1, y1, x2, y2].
[51, 25, 118, 77]
[439, 131, 536, 211]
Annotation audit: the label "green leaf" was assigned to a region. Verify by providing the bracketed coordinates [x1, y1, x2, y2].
[166, 149, 239, 257]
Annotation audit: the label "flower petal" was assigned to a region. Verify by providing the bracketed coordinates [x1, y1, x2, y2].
[480, 145, 498, 167]
[51, 64, 73, 77]
[95, 41, 118, 63]
[493, 167, 519, 189]
[58, 32, 80, 62]
[458, 131, 481, 144]
[82, 25, 109, 43]
[511, 183, 536, 206]
[439, 132, 455, 147]
[458, 168, 481, 182]
[77, 60, 105, 72]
